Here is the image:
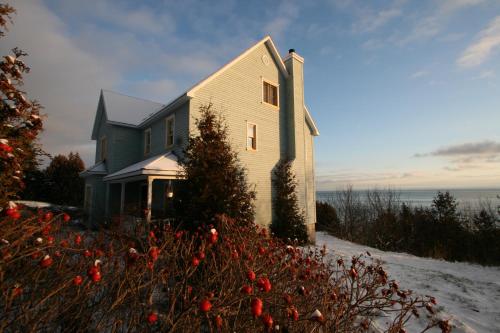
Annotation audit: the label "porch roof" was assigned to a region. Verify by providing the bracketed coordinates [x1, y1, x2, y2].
[80, 161, 107, 178]
[103, 152, 181, 182]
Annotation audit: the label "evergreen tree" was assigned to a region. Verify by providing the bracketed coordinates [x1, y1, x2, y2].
[45, 152, 85, 206]
[175, 104, 255, 229]
[271, 159, 309, 244]
[0, 4, 43, 208]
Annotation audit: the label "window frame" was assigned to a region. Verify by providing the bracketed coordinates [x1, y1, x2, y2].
[165, 114, 175, 149]
[99, 136, 107, 161]
[246, 121, 257, 151]
[144, 128, 152, 155]
[261, 77, 279, 108]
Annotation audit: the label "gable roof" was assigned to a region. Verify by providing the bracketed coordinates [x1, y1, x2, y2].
[91, 36, 319, 138]
[187, 36, 288, 97]
[101, 90, 165, 126]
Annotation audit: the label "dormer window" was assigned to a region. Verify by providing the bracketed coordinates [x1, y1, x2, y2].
[100, 136, 107, 161]
[144, 128, 151, 155]
[165, 115, 175, 148]
[262, 79, 278, 107]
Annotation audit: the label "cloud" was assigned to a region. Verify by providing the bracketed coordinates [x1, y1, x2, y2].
[352, 8, 402, 33]
[415, 140, 500, 173]
[0, 0, 119, 166]
[410, 70, 430, 79]
[457, 16, 500, 68]
[401, 0, 484, 44]
[262, 2, 299, 40]
[417, 140, 500, 157]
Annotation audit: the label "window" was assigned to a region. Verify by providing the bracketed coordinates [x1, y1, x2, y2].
[165, 115, 175, 148]
[144, 128, 151, 155]
[84, 185, 92, 212]
[247, 122, 257, 150]
[100, 136, 107, 161]
[263, 80, 278, 107]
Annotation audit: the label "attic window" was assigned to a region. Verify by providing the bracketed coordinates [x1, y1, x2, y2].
[100, 136, 107, 161]
[144, 128, 151, 155]
[263, 80, 278, 107]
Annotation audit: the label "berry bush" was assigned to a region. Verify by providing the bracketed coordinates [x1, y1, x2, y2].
[0, 207, 448, 332]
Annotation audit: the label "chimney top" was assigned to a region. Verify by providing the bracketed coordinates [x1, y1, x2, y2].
[288, 48, 295, 54]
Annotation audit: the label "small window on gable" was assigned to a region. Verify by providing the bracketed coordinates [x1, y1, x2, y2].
[247, 122, 257, 151]
[165, 115, 175, 148]
[263, 80, 278, 107]
[144, 128, 151, 155]
[100, 136, 107, 161]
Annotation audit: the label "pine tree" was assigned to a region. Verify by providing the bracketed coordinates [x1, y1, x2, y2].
[44, 152, 85, 206]
[271, 159, 309, 244]
[0, 4, 44, 208]
[175, 103, 255, 229]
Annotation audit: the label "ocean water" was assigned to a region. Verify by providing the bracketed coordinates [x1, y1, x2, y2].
[316, 188, 500, 209]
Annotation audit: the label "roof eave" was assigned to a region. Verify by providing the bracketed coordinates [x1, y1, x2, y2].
[304, 105, 320, 136]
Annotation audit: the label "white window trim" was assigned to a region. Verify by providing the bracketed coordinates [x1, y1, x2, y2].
[165, 114, 175, 149]
[261, 77, 279, 109]
[84, 184, 93, 213]
[144, 128, 152, 156]
[246, 121, 258, 152]
[99, 136, 107, 162]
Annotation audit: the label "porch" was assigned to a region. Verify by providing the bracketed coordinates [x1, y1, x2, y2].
[103, 152, 183, 223]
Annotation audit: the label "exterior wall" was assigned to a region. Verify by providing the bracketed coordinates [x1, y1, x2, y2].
[189, 42, 288, 228]
[141, 103, 190, 160]
[94, 110, 112, 165]
[108, 125, 142, 174]
[85, 175, 106, 227]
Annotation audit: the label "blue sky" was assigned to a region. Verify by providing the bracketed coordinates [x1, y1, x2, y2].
[1, 0, 500, 189]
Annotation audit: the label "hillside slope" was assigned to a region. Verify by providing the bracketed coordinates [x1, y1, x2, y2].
[316, 232, 500, 333]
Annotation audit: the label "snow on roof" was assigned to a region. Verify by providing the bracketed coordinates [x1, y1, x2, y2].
[102, 90, 165, 126]
[80, 161, 107, 177]
[103, 152, 181, 181]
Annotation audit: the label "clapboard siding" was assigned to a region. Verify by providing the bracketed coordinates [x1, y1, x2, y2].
[142, 102, 189, 160]
[109, 126, 142, 174]
[189, 43, 287, 227]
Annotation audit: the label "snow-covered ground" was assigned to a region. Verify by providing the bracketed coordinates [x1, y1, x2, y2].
[316, 232, 500, 333]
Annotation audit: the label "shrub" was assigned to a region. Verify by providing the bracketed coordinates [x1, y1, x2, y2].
[0, 4, 44, 208]
[271, 159, 309, 245]
[175, 104, 255, 229]
[0, 210, 446, 332]
[316, 201, 340, 233]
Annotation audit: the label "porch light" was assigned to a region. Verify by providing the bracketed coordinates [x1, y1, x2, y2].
[166, 180, 174, 198]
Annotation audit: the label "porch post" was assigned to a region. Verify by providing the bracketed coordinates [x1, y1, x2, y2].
[120, 182, 125, 215]
[146, 177, 153, 223]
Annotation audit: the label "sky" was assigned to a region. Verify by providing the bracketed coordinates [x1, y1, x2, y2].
[1, 0, 499, 190]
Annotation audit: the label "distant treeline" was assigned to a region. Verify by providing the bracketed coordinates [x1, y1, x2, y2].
[316, 187, 500, 265]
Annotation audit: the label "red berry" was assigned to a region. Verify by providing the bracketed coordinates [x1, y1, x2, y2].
[147, 312, 158, 324]
[11, 211, 21, 220]
[208, 229, 218, 244]
[240, 285, 253, 295]
[40, 255, 53, 268]
[291, 308, 299, 321]
[91, 270, 101, 282]
[149, 247, 160, 261]
[258, 246, 266, 255]
[62, 213, 71, 222]
[251, 298, 263, 317]
[5, 208, 19, 219]
[261, 313, 273, 328]
[74, 234, 82, 246]
[192, 257, 200, 267]
[257, 277, 271, 292]
[199, 299, 212, 312]
[197, 251, 205, 260]
[214, 315, 223, 328]
[247, 270, 256, 281]
[350, 267, 358, 279]
[73, 275, 83, 286]
[84, 250, 92, 257]
[44, 211, 53, 221]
